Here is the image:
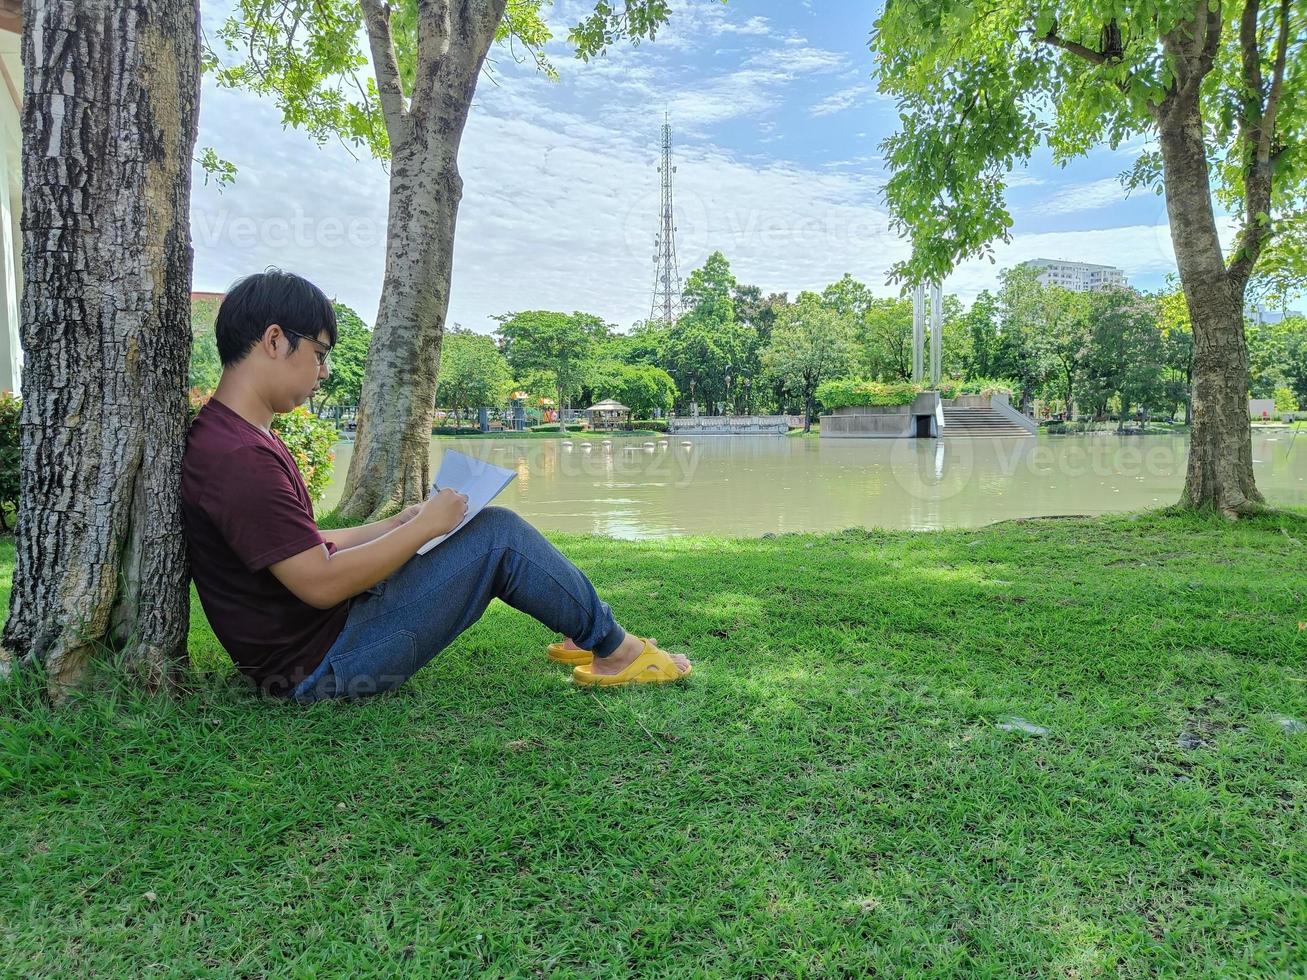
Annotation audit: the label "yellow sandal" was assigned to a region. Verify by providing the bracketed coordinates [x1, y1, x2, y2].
[571, 638, 690, 687]
[546, 641, 593, 665]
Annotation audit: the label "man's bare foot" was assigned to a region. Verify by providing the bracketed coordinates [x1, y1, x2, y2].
[559, 637, 585, 652]
[586, 632, 691, 677]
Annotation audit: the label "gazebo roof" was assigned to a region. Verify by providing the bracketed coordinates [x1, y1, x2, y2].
[586, 399, 630, 412]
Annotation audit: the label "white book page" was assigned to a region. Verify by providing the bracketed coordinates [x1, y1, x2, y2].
[416, 450, 517, 555]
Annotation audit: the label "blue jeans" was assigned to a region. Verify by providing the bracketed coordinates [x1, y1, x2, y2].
[286, 507, 626, 704]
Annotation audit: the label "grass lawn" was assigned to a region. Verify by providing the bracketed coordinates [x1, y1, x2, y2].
[1, 510, 1305, 975]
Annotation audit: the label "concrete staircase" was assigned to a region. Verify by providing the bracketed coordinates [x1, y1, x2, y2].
[941, 406, 1034, 438]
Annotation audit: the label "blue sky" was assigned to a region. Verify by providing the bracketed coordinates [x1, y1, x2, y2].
[192, 0, 1208, 331]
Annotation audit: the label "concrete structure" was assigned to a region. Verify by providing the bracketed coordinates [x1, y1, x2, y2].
[1021, 258, 1126, 292]
[0, 5, 21, 395]
[821, 392, 1036, 439]
[820, 392, 942, 439]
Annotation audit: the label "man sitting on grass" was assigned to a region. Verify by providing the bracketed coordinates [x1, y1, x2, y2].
[181, 269, 691, 702]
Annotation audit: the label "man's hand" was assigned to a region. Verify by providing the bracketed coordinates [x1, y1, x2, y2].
[414, 488, 469, 538]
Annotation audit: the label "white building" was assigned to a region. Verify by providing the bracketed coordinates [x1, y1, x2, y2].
[1247, 304, 1303, 325]
[1021, 258, 1126, 292]
[0, 4, 21, 395]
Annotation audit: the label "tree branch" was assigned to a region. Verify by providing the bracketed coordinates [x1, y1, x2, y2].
[1239, 0, 1263, 104]
[410, 0, 453, 111]
[1034, 29, 1107, 64]
[1229, 0, 1292, 289]
[1258, 0, 1291, 165]
[1194, 0, 1224, 82]
[359, 0, 408, 147]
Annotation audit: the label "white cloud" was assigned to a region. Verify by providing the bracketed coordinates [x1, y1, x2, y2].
[811, 83, 875, 117]
[716, 15, 774, 37]
[747, 43, 847, 74]
[1004, 171, 1046, 188]
[1037, 177, 1129, 215]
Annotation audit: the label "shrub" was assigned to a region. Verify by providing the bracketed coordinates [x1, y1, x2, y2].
[0, 392, 19, 530]
[816, 378, 924, 410]
[272, 407, 338, 503]
[1273, 386, 1299, 412]
[631, 419, 668, 433]
[960, 377, 1017, 397]
[529, 422, 585, 432]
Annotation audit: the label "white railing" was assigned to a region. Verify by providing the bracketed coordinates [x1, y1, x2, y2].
[669, 415, 793, 434]
[987, 393, 1038, 434]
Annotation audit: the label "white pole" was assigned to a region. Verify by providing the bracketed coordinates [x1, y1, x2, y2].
[912, 285, 925, 382]
[929, 282, 943, 385]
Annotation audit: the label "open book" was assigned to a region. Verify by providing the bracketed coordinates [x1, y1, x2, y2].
[416, 450, 517, 555]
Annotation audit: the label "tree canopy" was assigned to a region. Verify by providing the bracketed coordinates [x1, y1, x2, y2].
[872, 0, 1305, 287]
[207, 0, 683, 162]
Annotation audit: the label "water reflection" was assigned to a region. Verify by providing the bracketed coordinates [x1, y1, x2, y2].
[321, 433, 1307, 538]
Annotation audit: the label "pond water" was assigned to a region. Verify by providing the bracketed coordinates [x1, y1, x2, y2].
[321, 432, 1307, 538]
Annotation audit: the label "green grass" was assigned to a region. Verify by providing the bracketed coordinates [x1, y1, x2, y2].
[1, 510, 1305, 975]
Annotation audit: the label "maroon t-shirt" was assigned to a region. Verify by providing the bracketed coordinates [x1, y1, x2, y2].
[181, 398, 347, 696]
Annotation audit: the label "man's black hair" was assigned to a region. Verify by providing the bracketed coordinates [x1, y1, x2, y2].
[215, 268, 338, 366]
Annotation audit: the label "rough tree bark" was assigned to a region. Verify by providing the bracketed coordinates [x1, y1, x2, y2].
[1152, 0, 1290, 516]
[0, 0, 200, 699]
[335, 0, 507, 521]
[1157, 83, 1261, 514]
[1036, 0, 1292, 516]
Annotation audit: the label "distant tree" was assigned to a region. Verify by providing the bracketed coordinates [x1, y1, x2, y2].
[763, 293, 855, 431]
[602, 320, 666, 367]
[1031, 287, 1093, 419]
[733, 283, 787, 350]
[495, 311, 606, 431]
[315, 303, 371, 412]
[189, 296, 223, 395]
[994, 267, 1054, 414]
[663, 252, 755, 413]
[1284, 316, 1307, 408]
[436, 328, 513, 427]
[584, 361, 677, 418]
[189, 334, 223, 396]
[858, 297, 914, 381]
[959, 290, 1001, 380]
[1158, 282, 1196, 424]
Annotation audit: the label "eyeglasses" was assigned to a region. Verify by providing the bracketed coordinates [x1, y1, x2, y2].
[281, 328, 332, 367]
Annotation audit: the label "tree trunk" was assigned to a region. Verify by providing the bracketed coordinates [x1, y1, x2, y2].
[336, 142, 456, 519]
[1, 0, 199, 699]
[335, 2, 505, 521]
[1156, 86, 1263, 516]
